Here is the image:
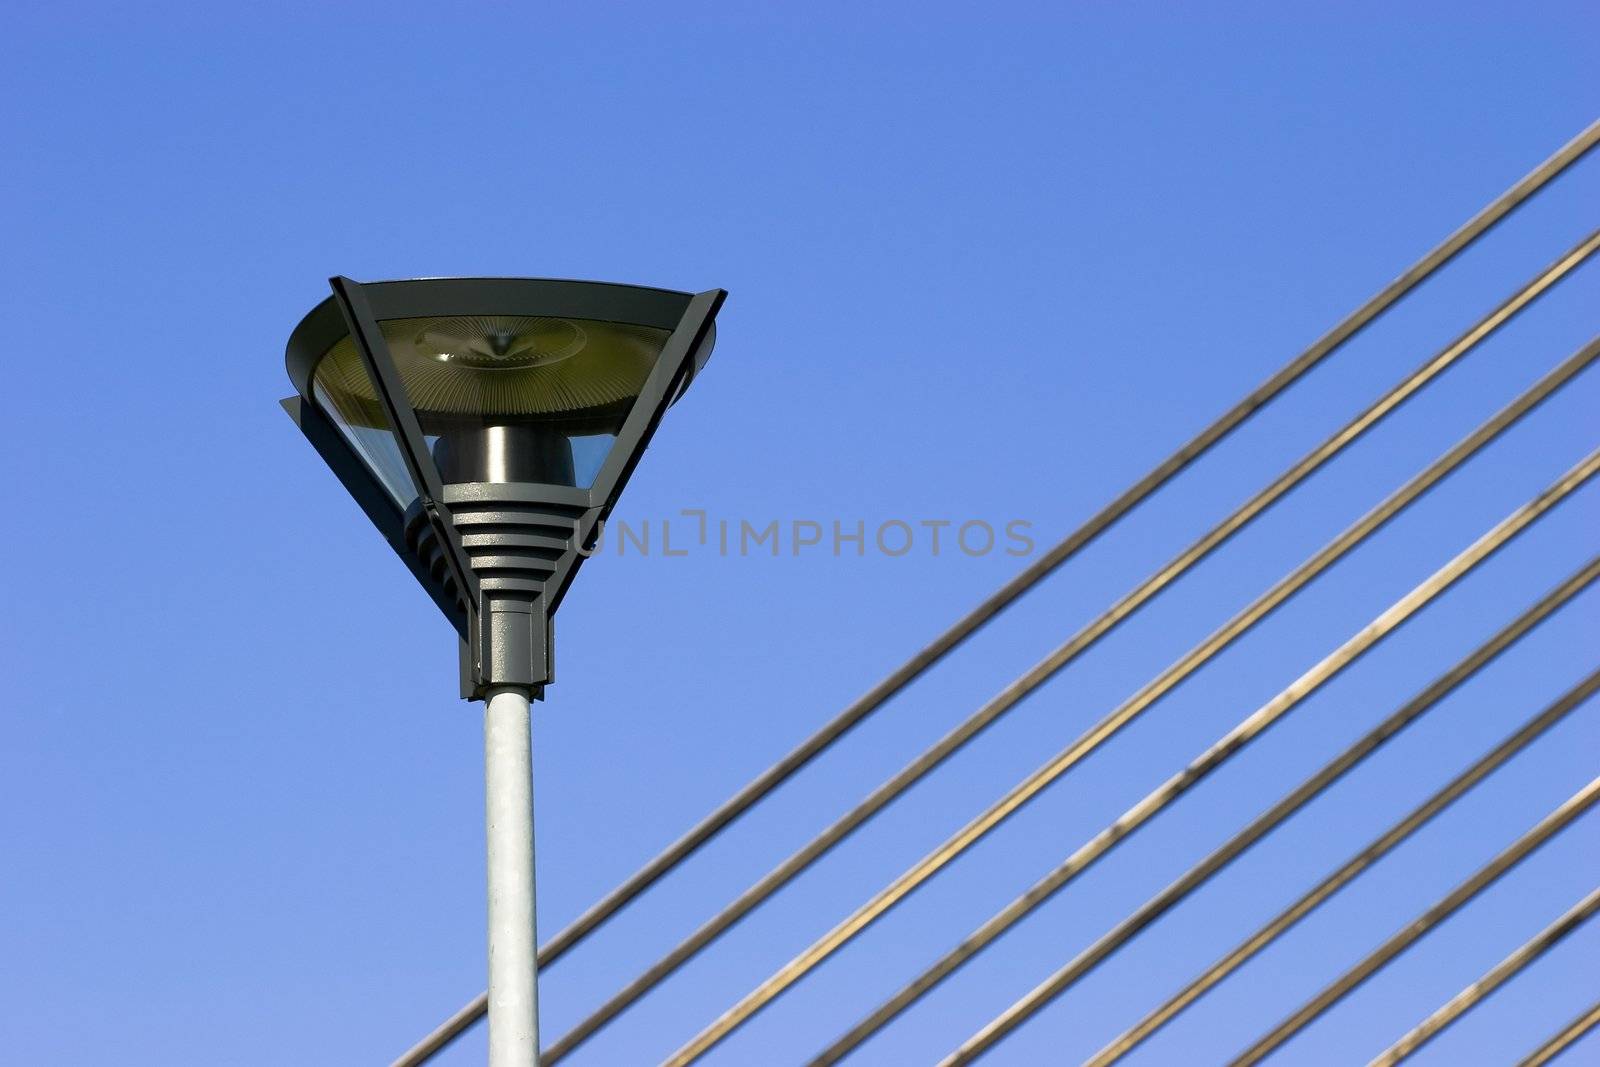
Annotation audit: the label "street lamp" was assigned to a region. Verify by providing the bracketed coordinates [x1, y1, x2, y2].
[280, 277, 725, 1066]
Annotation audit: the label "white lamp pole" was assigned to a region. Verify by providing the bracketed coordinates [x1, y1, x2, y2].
[484, 686, 539, 1067]
[281, 277, 724, 1067]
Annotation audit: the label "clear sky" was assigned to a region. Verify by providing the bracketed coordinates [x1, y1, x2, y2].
[2, 4, 1597, 1065]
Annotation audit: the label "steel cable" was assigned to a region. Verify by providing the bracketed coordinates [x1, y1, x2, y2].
[390, 118, 1600, 1067]
[674, 446, 1600, 1065]
[1224, 778, 1600, 1066]
[1369, 885, 1600, 1065]
[1515, 999, 1600, 1066]
[540, 234, 1600, 1063]
[1090, 669, 1600, 1065]
[817, 567, 1600, 1064]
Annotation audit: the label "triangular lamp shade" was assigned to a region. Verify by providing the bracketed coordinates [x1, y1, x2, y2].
[283, 277, 723, 698]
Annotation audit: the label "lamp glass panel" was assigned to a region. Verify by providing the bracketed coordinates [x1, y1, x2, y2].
[314, 316, 671, 489]
[310, 357, 419, 508]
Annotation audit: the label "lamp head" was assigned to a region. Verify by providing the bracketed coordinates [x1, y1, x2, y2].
[282, 278, 724, 699]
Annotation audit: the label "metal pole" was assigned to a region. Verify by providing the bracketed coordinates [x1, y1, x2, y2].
[485, 686, 539, 1067]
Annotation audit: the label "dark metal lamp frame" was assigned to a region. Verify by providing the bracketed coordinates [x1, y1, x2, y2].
[282, 276, 725, 700]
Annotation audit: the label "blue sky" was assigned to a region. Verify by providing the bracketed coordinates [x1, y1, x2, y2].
[2, 4, 1597, 1065]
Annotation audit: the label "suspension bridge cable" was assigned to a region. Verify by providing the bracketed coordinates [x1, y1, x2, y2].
[1370, 884, 1600, 1065]
[1089, 670, 1600, 1065]
[538, 234, 1600, 1063]
[389, 118, 1600, 1067]
[670, 446, 1600, 1065]
[1516, 999, 1600, 1066]
[815, 570, 1600, 1063]
[1220, 777, 1600, 1067]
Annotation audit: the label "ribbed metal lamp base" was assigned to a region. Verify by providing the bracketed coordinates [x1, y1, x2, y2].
[406, 483, 595, 700]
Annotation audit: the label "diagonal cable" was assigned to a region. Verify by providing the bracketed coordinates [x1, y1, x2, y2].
[815, 562, 1600, 1064]
[672, 445, 1600, 1065]
[1370, 884, 1600, 1065]
[1516, 999, 1600, 1067]
[922, 464, 1600, 1065]
[1224, 776, 1600, 1066]
[389, 118, 1600, 1067]
[1089, 669, 1600, 1065]
[539, 232, 1600, 1063]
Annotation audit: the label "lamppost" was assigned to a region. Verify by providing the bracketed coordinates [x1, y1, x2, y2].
[280, 277, 725, 1066]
